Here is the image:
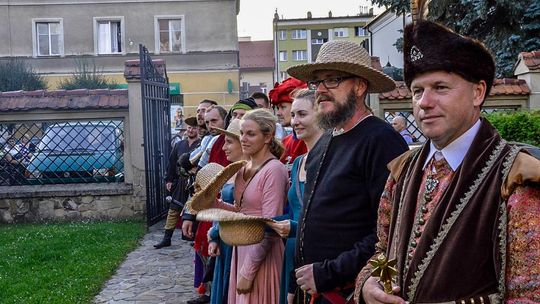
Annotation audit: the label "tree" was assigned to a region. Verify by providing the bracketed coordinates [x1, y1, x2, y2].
[370, 0, 540, 77]
[0, 59, 47, 92]
[58, 58, 117, 90]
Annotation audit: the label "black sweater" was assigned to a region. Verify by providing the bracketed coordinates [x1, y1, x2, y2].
[296, 116, 408, 292]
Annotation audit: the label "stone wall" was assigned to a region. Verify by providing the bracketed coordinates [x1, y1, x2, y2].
[0, 184, 143, 223]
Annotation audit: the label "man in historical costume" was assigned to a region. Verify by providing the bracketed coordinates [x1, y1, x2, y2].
[223, 97, 259, 127]
[181, 105, 229, 304]
[287, 40, 408, 303]
[154, 117, 201, 249]
[269, 77, 309, 169]
[356, 20, 540, 304]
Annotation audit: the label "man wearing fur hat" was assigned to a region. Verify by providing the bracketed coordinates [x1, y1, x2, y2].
[287, 41, 408, 303]
[356, 20, 540, 304]
[269, 77, 309, 168]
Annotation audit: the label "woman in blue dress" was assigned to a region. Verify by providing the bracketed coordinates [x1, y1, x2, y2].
[207, 119, 246, 304]
[268, 89, 323, 304]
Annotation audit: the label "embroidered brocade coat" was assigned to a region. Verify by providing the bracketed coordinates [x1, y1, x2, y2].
[354, 120, 540, 303]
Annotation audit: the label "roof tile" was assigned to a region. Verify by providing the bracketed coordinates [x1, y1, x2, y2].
[520, 51, 540, 70]
[0, 89, 128, 112]
[239, 40, 274, 70]
[380, 79, 530, 100]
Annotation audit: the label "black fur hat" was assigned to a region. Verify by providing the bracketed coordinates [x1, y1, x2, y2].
[403, 20, 495, 98]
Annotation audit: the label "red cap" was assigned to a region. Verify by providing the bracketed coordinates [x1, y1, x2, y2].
[268, 77, 307, 105]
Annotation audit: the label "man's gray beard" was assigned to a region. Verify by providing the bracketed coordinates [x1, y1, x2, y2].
[316, 91, 357, 130]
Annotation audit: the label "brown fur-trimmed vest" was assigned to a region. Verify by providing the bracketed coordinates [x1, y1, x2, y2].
[386, 119, 520, 303]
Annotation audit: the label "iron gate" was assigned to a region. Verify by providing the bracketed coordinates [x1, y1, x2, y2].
[140, 45, 171, 225]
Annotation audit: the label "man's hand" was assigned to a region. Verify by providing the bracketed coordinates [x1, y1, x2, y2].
[236, 276, 254, 294]
[182, 220, 194, 238]
[166, 182, 172, 192]
[287, 292, 295, 304]
[362, 276, 405, 304]
[267, 220, 291, 238]
[208, 242, 220, 257]
[295, 264, 317, 294]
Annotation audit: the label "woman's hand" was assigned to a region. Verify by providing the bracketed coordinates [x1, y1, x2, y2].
[236, 276, 254, 294]
[267, 220, 291, 238]
[208, 242, 220, 257]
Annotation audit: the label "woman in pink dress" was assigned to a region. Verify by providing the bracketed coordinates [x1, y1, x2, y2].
[228, 109, 289, 304]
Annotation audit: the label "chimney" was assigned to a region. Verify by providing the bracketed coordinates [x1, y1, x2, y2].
[307, 11, 312, 19]
[328, 10, 333, 18]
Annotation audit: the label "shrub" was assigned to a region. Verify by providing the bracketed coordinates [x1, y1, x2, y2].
[485, 110, 540, 146]
[58, 58, 117, 90]
[0, 59, 47, 92]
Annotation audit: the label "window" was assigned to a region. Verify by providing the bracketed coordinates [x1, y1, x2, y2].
[278, 30, 287, 40]
[279, 51, 288, 62]
[280, 71, 289, 81]
[32, 19, 64, 57]
[355, 26, 367, 36]
[94, 17, 124, 54]
[311, 38, 324, 45]
[292, 50, 307, 61]
[155, 17, 184, 53]
[291, 29, 307, 39]
[334, 28, 349, 38]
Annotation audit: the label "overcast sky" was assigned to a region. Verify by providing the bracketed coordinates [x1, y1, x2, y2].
[237, 0, 383, 41]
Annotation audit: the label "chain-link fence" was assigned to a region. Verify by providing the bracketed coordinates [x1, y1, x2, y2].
[384, 108, 518, 144]
[385, 111, 425, 143]
[0, 120, 124, 186]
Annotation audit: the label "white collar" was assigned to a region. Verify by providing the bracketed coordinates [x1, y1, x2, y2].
[332, 114, 373, 137]
[422, 119, 481, 171]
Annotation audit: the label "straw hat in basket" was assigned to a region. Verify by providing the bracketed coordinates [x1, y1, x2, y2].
[287, 40, 396, 93]
[196, 208, 274, 246]
[212, 118, 241, 140]
[186, 160, 247, 212]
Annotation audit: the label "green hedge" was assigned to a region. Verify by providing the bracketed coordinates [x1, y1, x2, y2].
[484, 110, 540, 147]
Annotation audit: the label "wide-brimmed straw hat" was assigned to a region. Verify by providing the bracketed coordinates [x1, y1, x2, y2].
[196, 208, 274, 246]
[186, 160, 247, 212]
[287, 40, 396, 93]
[212, 118, 241, 140]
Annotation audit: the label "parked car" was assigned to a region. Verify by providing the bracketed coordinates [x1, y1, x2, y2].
[27, 121, 124, 183]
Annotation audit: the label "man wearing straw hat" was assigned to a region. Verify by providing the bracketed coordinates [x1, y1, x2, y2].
[287, 40, 408, 303]
[355, 16, 540, 304]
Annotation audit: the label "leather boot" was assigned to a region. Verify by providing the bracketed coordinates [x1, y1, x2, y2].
[154, 229, 174, 249]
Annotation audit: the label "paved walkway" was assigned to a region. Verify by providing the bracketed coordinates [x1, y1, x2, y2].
[94, 220, 201, 304]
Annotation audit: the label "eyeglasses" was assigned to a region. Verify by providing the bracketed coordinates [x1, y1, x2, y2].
[307, 76, 356, 90]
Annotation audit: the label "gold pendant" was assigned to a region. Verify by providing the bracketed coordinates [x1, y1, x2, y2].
[370, 253, 398, 294]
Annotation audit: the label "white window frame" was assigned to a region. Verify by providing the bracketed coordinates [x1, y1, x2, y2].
[154, 15, 186, 54]
[279, 51, 288, 62]
[280, 71, 289, 81]
[32, 18, 64, 57]
[93, 16, 125, 55]
[278, 30, 287, 40]
[292, 50, 307, 61]
[311, 38, 324, 45]
[355, 26, 367, 37]
[291, 29, 307, 40]
[334, 28, 349, 38]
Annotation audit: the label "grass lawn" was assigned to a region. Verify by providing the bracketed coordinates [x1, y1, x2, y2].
[0, 219, 146, 304]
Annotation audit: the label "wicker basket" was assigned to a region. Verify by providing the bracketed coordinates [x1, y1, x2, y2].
[196, 208, 273, 246]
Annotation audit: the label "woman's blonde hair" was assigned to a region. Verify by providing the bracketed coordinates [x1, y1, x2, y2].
[242, 108, 284, 159]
